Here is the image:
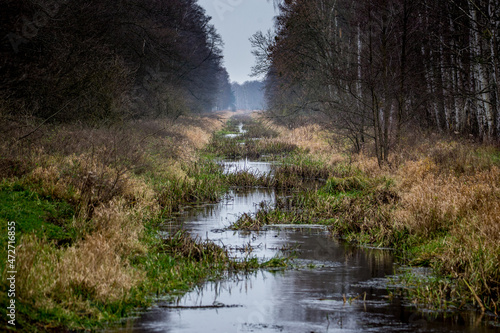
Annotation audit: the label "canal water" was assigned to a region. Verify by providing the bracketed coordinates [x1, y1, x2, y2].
[110, 160, 498, 332]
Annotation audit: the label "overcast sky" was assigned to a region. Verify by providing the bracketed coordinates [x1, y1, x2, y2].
[197, 0, 276, 84]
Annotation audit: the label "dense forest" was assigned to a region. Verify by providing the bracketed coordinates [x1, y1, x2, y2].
[253, 0, 499, 163]
[1, 0, 234, 123]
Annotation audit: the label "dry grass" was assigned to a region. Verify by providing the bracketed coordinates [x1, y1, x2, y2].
[253, 112, 336, 153]
[15, 205, 145, 316]
[173, 116, 225, 160]
[388, 146, 500, 309]
[0, 113, 228, 326]
[349, 138, 500, 309]
[255, 118, 500, 310]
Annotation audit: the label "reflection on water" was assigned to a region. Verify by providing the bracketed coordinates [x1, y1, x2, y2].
[110, 167, 498, 333]
[166, 188, 280, 260]
[225, 123, 247, 139]
[221, 159, 273, 176]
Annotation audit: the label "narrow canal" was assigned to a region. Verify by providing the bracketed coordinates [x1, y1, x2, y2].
[110, 135, 497, 333]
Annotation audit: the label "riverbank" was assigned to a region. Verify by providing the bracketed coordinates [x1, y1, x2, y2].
[0, 111, 272, 331]
[225, 114, 500, 318]
[1, 112, 499, 330]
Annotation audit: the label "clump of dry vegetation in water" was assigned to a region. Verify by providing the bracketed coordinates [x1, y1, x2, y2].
[0, 114, 235, 330]
[205, 115, 299, 160]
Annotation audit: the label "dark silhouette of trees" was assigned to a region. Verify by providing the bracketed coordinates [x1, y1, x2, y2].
[0, 0, 232, 123]
[259, 0, 500, 163]
[215, 68, 235, 111]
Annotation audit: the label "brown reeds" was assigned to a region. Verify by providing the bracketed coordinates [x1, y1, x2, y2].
[0, 113, 229, 328]
[235, 118, 500, 311]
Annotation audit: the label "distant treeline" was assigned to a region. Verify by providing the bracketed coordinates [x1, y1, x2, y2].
[0, 0, 234, 123]
[254, 0, 499, 163]
[231, 80, 266, 111]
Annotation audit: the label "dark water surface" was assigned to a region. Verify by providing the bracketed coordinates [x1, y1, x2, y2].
[109, 160, 498, 333]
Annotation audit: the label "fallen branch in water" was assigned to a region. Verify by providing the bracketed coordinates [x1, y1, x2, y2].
[159, 303, 242, 309]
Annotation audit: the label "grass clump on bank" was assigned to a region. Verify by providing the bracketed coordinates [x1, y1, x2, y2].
[206, 133, 297, 160]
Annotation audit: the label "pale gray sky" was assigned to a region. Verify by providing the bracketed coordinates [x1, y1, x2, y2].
[197, 0, 276, 84]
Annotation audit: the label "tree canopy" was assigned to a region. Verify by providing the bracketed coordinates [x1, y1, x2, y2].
[257, 0, 499, 163]
[1, 0, 234, 123]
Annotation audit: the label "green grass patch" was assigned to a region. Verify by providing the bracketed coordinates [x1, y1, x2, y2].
[0, 182, 76, 246]
[321, 176, 370, 194]
[404, 235, 449, 267]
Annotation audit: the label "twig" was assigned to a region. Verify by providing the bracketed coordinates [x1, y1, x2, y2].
[158, 304, 241, 309]
[17, 98, 76, 141]
[463, 278, 486, 313]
